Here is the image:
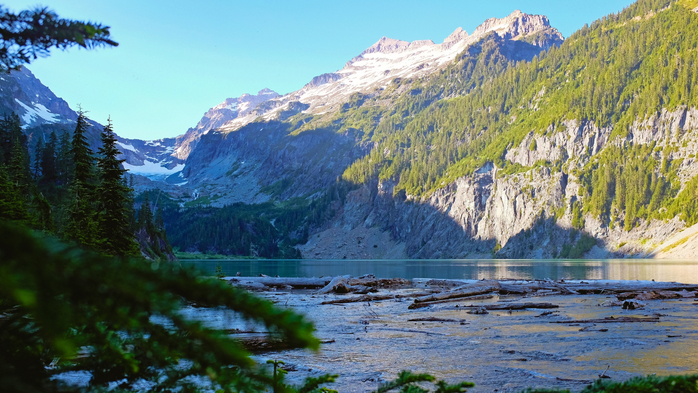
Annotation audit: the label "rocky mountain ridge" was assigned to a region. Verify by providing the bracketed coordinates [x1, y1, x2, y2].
[176, 0, 698, 259]
[215, 10, 564, 133]
[177, 10, 565, 206]
[6, 10, 561, 188]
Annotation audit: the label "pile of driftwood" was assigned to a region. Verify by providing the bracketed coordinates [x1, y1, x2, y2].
[227, 276, 698, 313]
[223, 276, 698, 351]
[227, 274, 410, 293]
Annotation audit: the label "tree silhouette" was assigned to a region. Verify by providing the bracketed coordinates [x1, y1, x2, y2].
[0, 6, 117, 71]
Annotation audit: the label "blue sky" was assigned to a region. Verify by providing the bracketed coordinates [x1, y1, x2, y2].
[6, 0, 635, 140]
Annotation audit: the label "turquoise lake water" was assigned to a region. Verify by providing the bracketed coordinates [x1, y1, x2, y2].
[179, 259, 698, 283]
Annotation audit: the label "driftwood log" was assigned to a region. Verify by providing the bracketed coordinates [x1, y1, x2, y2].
[550, 316, 661, 324]
[412, 281, 500, 304]
[460, 302, 559, 311]
[407, 294, 495, 309]
[407, 317, 467, 323]
[227, 277, 332, 289]
[318, 275, 351, 294]
[322, 292, 435, 305]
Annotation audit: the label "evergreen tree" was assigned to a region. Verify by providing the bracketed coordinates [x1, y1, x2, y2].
[40, 131, 58, 186]
[96, 118, 138, 256]
[31, 191, 54, 232]
[64, 111, 97, 247]
[138, 192, 154, 235]
[126, 174, 137, 232]
[69, 110, 95, 187]
[0, 165, 28, 222]
[155, 202, 165, 231]
[56, 130, 71, 185]
[32, 136, 43, 179]
[7, 138, 29, 195]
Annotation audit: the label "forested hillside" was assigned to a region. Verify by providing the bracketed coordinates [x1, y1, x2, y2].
[341, 0, 696, 196]
[0, 110, 174, 260]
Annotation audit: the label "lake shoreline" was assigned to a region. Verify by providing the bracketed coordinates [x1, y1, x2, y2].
[209, 277, 698, 392]
[181, 259, 698, 284]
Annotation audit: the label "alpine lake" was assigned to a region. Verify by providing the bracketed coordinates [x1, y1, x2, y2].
[180, 258, 698, 283]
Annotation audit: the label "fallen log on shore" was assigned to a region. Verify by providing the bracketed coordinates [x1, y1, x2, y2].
[549, 316, 661, 324]
[227, 277, 332, 289]
[322, 292, 435, 305]
[412, 281, 500, 304]
[552, 281, 698, 294]
[460, 302, 559, 311]
[318, 275, 351, 294]
[407, 294, 495, 309]
[407, 317, 467, 323]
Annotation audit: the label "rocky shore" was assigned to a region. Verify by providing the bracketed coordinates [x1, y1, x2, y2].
[202, 276, 698, 392]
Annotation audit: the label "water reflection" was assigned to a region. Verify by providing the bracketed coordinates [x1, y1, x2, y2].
[178, 259, 698, 284]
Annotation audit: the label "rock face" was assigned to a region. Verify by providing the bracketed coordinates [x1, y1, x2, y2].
[473, 10, 563, 50]
[300, 107, 698, 259]
[173, 89, 279, 160]
[0, 67, 77, 129]
[183, 121, 373, 205]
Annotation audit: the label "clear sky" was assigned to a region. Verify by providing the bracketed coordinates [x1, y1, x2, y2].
[6, 0, 635, 140]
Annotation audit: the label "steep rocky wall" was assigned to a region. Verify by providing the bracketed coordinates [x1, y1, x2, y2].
[301, 107, 698, 259]
[183, 121, 372, 205]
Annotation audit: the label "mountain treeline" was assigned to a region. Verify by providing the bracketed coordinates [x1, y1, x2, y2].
[0, 110, 171, 258]
[151, 180, 355, 258]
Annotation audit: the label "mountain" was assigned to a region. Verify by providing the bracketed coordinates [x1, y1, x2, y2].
[213, 10, 563, 133]
[180, 10, 564, 206]
[12, 0, 698, 260]
[117, 89, 280, 183]
[0, 67, 183, 183]
[0, 67, 77, 129]
[0, 67, 280, 185]
[174, 0, 698, 259]
[173, 88, 280, 160]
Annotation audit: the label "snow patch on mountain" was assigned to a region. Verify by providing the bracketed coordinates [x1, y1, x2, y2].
[123, 159, 185, 180]
[14, 99, 61, 128]
[116, 141, 137, 153]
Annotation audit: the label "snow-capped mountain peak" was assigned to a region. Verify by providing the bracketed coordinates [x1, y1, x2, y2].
[216, 10, 564, 133]
[171, 88, 279, 160]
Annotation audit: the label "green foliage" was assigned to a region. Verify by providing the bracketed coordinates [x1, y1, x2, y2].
[371, 370, 473, 393]
[215, 263, 224, 279]
[96, 118, 139, 257]
[0, 5, 117, 72]
[578, 142, 692, 229]
[562, 234, 597, 258]
[521, 373, 698, 392]
[162, 180, 356, 258]
[64, 111, 99, 247]
[529, 139, 537, 151]
[163, 201, 296, 258]
[0, 220, 318, 392]
[0, 165, 28, 222]
[571, 201, 584, 230]
[338, 0, 698, 201]
[665, 172, 698, 226]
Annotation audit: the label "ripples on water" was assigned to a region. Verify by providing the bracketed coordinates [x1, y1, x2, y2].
[180, 259, 698, 284]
